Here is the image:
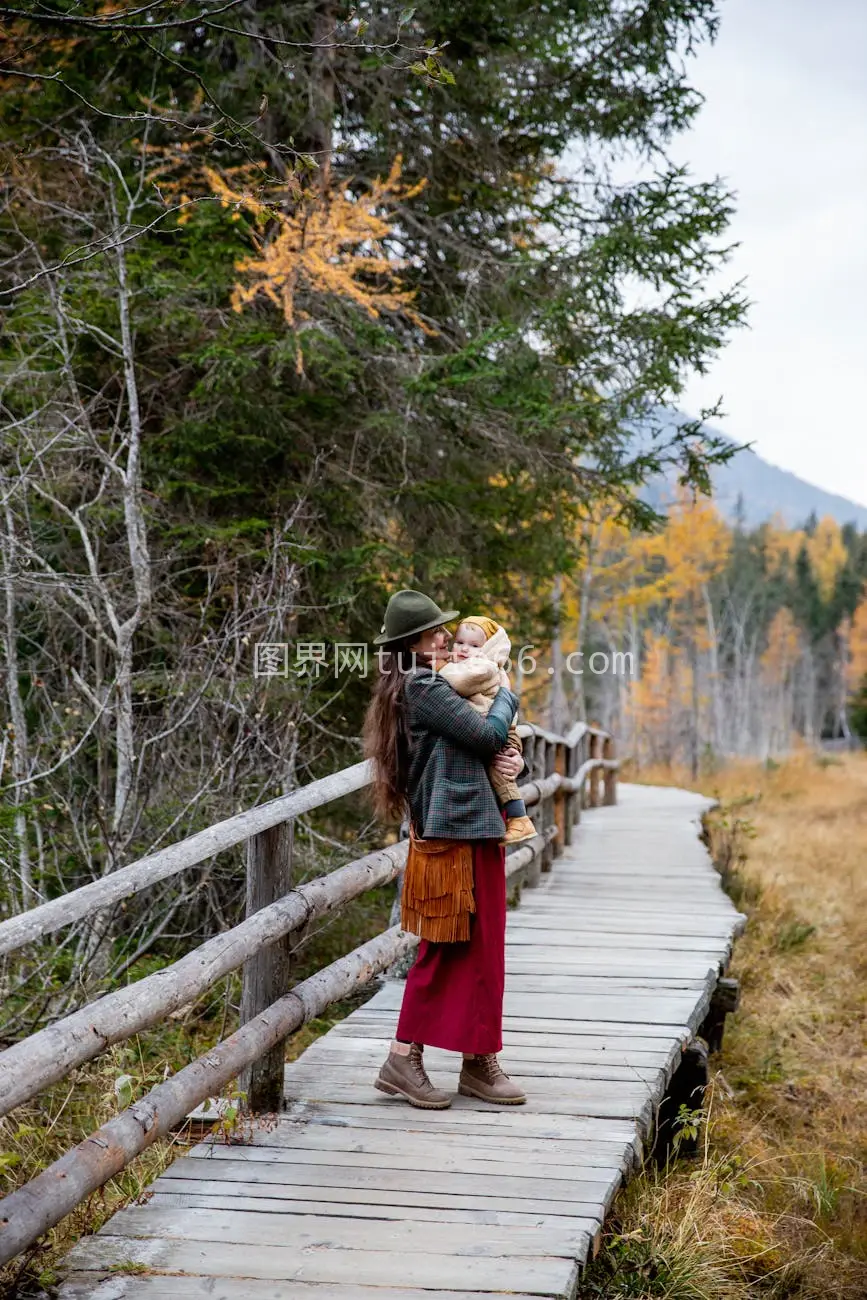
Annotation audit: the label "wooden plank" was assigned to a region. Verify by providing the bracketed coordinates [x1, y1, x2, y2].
[280, 1075, 655, 1124]
[315, 1029, 681, 1071]
[148, 1179, 605, 1223]
[184, 1141, 622, 1193]
[60, 1278, 566, 1300]
[524, 890, 728, 906]
[509, 891, 731, 906]
[312, 1030, 681, 1064]
[61, 1236, 581, 1297]
[337, 1011, 693, 1041]
[368, 977, 705, 1012]
[161, 1152, 616, 1206]
[490, 974, 713, 993]
[98, 1206, 593, 1258]
[503, 951, 724, 972]
[285, 1097, 641, 1145]
[289, 1045, 665, 1083]
[236, 1121, 637, 1170]
[148, 1189, 603, 1230]
[501, 920, 737, 941]
[363, 984, 712, 1031]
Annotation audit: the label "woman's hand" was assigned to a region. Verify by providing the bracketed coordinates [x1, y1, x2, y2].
[499, 668, 511, 689]
[491, 748, 523, 779]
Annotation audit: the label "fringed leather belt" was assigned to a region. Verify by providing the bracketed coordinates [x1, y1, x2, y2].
[400, 829, 475, 943]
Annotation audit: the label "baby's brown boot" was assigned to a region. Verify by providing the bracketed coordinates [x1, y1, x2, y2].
[502, 815, 537, 845]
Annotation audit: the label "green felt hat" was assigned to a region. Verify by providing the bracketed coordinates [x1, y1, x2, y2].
[373, 589, 460, 646]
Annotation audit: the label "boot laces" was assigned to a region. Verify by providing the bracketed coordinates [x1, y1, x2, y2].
[476, 1053, 505, 1083]
[408, 1043, 433, 1089]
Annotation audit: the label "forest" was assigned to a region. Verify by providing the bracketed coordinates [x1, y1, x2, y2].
[3, 0, 867, 1009]
[3, 0, 867, 1042]
[3, 4, 867, 1296]
[1, 0, 747, 952]
[529, 500, 867, 770]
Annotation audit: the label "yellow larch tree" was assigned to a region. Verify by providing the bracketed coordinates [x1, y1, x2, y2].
[760, 606, 802, 753]
[844, 587, 867, 691]
[203, 156, 431, 337]
[764, 513, 805, 577]
[628, 632, 692, 766]
[637, 490, 731, 770]
[761, 606, 801, 682]
[806, 516, 848, 602]
[642, 487, 731, 618]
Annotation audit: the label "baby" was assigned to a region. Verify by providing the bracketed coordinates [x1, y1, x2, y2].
[437, 616, 538, 846]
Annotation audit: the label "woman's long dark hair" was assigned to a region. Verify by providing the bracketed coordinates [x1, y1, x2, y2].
[362, 636, 432, 822]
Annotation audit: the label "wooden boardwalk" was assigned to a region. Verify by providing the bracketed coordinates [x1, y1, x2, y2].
[58, 782, 744, 1300]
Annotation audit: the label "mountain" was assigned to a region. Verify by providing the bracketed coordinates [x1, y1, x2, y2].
[641, 414, 867, 531]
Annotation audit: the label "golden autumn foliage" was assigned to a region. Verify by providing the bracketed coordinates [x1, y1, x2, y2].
[0, 20, 81, 91]
[806, 515, 849, 602]
[628, 631, 691, 764]
[203, 156, 431, 338]
[843, 588, 867, 688]
[760, 606, 801, 681]
[764, 513, 805, 576]
[764, 515, 847, 602]
[639, 488, 731, 605]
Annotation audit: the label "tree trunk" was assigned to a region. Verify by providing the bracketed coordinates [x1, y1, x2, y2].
[1, 501, 34, 911]
[308, 0, 336, 185]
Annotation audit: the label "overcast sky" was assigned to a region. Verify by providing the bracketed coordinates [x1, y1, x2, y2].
[671, 0, 867, 507]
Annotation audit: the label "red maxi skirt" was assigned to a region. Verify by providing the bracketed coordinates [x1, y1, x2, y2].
[396, 837, 506, 1054]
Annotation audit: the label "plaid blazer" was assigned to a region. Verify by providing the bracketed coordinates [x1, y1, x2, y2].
[403, 668, 519, 840]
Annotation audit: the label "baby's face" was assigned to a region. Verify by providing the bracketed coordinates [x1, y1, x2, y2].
[452, 623, 486, 660]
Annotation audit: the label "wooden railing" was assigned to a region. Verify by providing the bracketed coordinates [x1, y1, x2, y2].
[0, 717, 617, 1266]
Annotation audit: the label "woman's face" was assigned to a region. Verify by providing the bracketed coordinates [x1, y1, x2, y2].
[410, 625, 449, 658]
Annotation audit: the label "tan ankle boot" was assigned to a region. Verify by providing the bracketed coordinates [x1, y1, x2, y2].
[375, 1043, 451, 1109]
[459, 1053, 527, 1105]
[501, 815, 537, 845]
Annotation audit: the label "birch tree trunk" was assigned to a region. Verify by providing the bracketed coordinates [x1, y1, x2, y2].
[111, 186, 152, 851]
[1, 500, 34, 911]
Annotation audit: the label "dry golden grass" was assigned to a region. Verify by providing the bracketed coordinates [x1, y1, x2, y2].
[580, 750, 867, 1299]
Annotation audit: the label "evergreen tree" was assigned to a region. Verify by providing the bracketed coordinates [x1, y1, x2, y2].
[0, 1, 748, 913]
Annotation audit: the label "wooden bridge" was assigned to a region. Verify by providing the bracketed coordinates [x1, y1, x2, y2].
[0, 720, 744, 1299]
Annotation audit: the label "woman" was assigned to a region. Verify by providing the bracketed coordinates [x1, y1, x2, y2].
[363, 588, 527, 1109]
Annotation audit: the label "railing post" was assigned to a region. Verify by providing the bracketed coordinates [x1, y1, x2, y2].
[553, 739, 566, 855]
[542, 739, 556, 872]
[565, 730, 581, 840]
[240, 819, 294, 1113]
[589, 733, 602, 807]
[524, 733, 542, 887]
[603, 736, 617, 805]
[521, 731, 535, 790]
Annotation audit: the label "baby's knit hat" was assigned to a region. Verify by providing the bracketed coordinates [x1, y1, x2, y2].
[459, 615, 501, 641]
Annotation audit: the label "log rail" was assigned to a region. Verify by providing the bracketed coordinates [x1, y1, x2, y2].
[0, 719, 617, 1267]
